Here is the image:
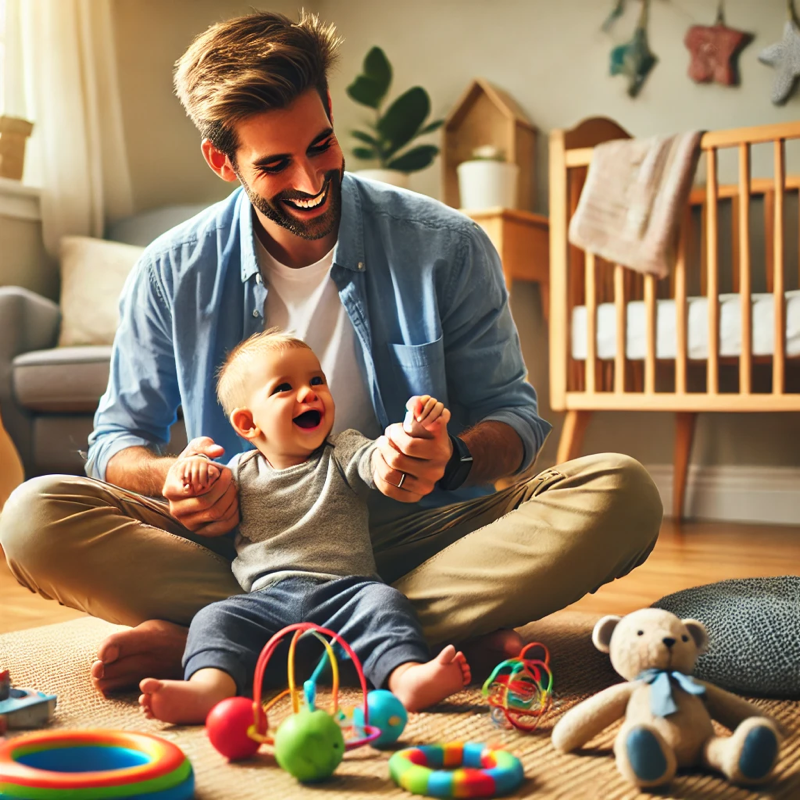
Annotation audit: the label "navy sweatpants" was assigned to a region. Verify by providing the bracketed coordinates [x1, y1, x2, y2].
[183, 575, 430, 693]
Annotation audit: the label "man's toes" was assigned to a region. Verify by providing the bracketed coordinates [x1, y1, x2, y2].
[97, 641, 121, 665]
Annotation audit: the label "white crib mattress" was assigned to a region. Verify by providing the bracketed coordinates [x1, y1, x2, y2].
[571, 290, 800, 361]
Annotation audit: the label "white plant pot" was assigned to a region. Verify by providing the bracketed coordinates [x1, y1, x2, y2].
[354, 169, 410, 189]
[457, 160, 519, 210]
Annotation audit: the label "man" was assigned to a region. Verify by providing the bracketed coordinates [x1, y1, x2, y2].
[0, 10, 662, 695]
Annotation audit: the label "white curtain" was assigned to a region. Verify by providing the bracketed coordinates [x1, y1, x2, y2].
[16, 0, 133, 256]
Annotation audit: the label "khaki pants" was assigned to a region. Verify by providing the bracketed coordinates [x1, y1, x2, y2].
[0, 453, 662, 645]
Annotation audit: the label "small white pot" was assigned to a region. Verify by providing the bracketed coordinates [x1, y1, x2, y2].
[457, 160, 519, 210]
[353, 169, 410, 189]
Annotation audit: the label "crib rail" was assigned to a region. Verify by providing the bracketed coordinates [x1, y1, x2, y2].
[549, 118, 800, 415]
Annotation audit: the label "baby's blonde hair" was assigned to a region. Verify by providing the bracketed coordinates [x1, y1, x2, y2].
[216, 327, 311, 417]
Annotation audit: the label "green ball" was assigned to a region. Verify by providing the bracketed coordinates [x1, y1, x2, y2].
[274, 708, 345, 782]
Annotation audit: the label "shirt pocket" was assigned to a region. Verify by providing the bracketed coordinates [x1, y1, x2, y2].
[386, 335, 448, 406]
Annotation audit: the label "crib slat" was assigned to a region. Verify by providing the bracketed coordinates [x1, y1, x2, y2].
[773, 140, 786, 394]
[614, 264, 626, 393]
[585, 250, 597, 394]
[644, 275, 657, 394]
[739, 143, 752, 395]
[706, 147, 720, 394]
[764, 189, 774, 294]
[675, 207, 689, 395]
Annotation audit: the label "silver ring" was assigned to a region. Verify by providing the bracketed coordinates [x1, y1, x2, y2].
[396, 472, 406, 489]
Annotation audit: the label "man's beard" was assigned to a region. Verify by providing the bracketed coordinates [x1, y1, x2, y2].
[237, 164, 344, 241]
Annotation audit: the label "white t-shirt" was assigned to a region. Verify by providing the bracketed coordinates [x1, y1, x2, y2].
[256, 237, 380, 439]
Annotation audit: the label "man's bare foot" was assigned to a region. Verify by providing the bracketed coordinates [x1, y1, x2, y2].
[460, 629, 523, 682]
[139, 669, 236, 725]
[389, 645, 471, 712]
[91, 620, 188, 696]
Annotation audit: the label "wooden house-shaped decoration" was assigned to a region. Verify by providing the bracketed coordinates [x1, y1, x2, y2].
[442, 79, 537, 212]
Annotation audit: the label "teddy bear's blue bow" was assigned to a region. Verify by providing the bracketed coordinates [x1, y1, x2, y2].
[636, 669, 706, 717]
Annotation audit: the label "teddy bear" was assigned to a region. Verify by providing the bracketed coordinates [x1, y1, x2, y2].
[551, 608, 782, 788]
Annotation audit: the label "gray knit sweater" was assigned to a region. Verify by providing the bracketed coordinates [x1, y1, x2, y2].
[228, 430, 379, 593]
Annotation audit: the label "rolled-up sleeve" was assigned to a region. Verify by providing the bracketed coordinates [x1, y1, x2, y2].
[442, 223, 552, 473]
[85, 257, 180, 481]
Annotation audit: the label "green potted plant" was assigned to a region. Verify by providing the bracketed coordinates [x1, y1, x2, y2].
[346, 46, 443, 188]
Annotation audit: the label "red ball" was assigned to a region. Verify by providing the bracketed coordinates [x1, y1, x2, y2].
[206, 697, 267, 761]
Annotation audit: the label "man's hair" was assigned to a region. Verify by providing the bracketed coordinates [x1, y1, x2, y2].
[216, 328, 311, 417]
[174, 10, 342, 160]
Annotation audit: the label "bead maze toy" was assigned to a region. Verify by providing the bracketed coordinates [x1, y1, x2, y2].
[481, 642, 554, 732]
[0, 729, 194, 799]
[206, 622, 402, 781]
[389, 742, 524, 798]
[0, 670, 57, 732]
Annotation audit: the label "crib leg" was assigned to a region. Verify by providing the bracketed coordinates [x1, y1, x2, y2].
[557, 411, 592, 464]
[673, 412, 697, 520]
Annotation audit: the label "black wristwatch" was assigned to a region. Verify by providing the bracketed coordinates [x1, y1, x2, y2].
[438, 435, 473, 491]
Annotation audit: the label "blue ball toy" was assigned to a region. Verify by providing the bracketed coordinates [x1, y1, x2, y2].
[353, 690, 407, 748]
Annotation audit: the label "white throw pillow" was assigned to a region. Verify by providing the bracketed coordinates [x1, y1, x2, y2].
[58, 236, 145, 347]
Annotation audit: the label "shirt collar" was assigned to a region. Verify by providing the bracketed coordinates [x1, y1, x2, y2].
[238, 189, 260, 284]
[238, 172, 366, 284]
[332, 172, 366, 272]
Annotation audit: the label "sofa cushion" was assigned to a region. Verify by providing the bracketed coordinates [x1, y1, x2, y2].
[58, 236, 145, 347]
[13, 346, 111, 413]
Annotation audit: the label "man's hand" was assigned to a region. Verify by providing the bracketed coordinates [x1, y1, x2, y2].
[162, 437, 239, 536]
[372, 397, 452, 503]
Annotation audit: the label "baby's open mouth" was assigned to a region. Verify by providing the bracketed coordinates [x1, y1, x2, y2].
[293, 410, 322, 429]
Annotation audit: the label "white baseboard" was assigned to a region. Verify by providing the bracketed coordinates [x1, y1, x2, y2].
[645, 464, 800, 525]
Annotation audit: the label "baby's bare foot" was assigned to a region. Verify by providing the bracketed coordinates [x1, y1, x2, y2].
[138, 675, 233, 725]
[389, 645, 471, 712]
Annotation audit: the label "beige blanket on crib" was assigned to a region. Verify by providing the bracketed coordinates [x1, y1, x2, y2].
[568, 131, 703, 278]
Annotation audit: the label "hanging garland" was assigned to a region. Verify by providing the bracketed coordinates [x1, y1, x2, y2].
[609, 0, 658, 98]
[758, 0, 800, 104]
[684, 1, 753, 86]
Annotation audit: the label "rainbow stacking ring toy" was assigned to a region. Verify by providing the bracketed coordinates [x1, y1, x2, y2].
[389, 742, 524, 798]
[0, 729, 194, 799]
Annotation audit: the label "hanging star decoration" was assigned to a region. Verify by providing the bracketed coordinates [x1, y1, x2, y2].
[684, 11, 753, 86]
[759, 18, 800, 104]
[610, 24, 658, 97]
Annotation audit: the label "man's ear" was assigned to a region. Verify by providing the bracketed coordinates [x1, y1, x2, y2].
[230, 408, 259, 439]
[201, 139, 239, 183]
[592, 615, 622, 653]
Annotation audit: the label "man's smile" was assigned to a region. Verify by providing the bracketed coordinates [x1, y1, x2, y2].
[282, 182, 329, 213]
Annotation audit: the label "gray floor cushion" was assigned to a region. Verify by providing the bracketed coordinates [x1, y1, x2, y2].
[652, 576, 800, 699]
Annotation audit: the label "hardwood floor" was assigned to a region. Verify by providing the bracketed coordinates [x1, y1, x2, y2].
[0, 519, 798, 635]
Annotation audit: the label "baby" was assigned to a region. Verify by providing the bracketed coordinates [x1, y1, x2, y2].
[139, 328, 470, 724]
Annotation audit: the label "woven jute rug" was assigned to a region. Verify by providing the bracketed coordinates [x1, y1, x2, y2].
[1, 613, 797, 799]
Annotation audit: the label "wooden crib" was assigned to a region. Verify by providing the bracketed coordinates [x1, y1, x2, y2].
[549, 117, 800, 519]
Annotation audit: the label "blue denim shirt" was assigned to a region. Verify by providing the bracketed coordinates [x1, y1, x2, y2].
[87, 174, 551, 512]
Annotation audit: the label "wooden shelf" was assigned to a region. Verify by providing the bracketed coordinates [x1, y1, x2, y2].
[465, 207, 550, 318]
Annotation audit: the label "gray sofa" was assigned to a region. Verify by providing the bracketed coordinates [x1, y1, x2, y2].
[1, 204, 208, 477]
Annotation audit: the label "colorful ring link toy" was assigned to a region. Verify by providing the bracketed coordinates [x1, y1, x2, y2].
[206, 622, 383, 781]
[481, 641, 554, 732]
[0, 729, 194, 799]
[389, 742, 524, 798]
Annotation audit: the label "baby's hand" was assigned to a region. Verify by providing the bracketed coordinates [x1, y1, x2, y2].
[178, 455, 221, 495]
[403, 395, 451, 439]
